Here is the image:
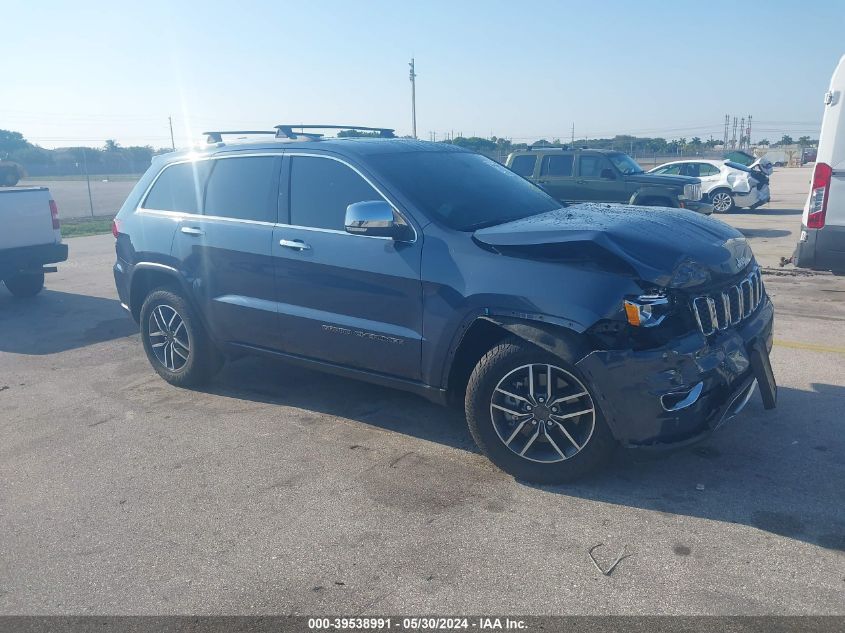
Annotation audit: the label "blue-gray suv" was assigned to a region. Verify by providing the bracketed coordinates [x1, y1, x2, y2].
[113, 125, 777, 483]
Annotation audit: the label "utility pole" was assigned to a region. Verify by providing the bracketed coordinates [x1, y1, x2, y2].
[571, 123, 575, 146]
[82, 147, 94, 216]
[168, 116, 175, 150]
[732, 117, 738, 149]
[747, 114, 752, 148]
[724, 114, 730, 148]
[739, 117, 745, 150]
[408, 58, 417, 139]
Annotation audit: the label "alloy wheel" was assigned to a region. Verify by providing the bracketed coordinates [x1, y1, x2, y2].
[490, 363, 595, 463]
[147, 304, 191, 372]
[711, 191, 733, 212]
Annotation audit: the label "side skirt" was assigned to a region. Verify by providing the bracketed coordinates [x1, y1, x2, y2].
[223, 341, 450, 406]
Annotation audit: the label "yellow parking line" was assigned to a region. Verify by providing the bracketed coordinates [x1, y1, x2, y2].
[774, 339, 845, 355]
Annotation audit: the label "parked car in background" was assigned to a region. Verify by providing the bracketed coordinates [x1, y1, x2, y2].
[0, 187, 67, 297]
[506, 148, 712, 214]
[794, 55, 845, 274]
[649, 159, 770, 213]
[112, 125, 775, 484]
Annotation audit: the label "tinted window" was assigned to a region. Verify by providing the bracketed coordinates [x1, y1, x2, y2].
[579, 155, 611, 178]
[656, 164, 682, 175]
[204, 156, 280, 222]
[143, 161, 210, 213]
[368, 151, 560, 231]
[540, 154, 573, 177]
[698, 163, 720, 177]
[680, 163, 699, 177]
[290, 156, 382, 230]
[510, 155, 537, 178]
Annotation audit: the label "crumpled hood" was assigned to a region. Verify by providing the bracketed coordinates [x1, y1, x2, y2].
[625, 172, 698, 188]
[473, 203, 754, 289]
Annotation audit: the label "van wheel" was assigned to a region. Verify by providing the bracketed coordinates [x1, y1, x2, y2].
[4, 271, 45, 297]
[710, 189, 735, 213]
[140, 288, 223, 387]
[465, 337, 615, 484]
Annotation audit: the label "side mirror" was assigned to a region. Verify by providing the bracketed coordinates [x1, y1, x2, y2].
[600, 168, 616, 180]
[345, 201, 412, 241]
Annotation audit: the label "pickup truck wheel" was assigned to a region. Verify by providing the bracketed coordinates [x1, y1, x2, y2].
[3, 271, 45, 297]
[710, 189, 735, 213]
[140, 288, 223, 387]
[465, 337, 614, 483]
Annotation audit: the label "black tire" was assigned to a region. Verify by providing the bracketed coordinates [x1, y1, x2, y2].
[709, 189, 735, 213]
[465, 336, 615, 484]
[139, 287, 223, 387]
[4, 271, 45, 297]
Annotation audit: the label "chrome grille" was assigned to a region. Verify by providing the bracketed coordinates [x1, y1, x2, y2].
[684, 183, 702, 201]
[692, 268, 763, 335]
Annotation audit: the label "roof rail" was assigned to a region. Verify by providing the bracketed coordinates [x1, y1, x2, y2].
[274, 124, 396, 139]
[203, 130, 276, 144]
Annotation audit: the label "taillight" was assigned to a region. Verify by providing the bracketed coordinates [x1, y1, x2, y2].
[49, 200, 60, 230]
[807, 162, 832, 229]
[111, 219, 120, 239]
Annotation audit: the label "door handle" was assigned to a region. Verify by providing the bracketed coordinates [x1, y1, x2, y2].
[576, 179, 586, 184]
[180, 226, 205, 236]
[279, 238, 311, 251]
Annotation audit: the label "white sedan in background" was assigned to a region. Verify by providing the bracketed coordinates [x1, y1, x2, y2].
[649, 159, 770, 212]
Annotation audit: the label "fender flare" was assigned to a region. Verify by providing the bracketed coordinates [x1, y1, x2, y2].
[478, 314, 592, 364]
[127, 262, 203, 325]
[629, 187, 679, 207]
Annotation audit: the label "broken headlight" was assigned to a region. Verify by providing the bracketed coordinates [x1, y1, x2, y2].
[623, 293, 671, 327]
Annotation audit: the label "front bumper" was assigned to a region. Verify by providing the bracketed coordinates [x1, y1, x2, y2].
[680, 199, 714, 215]
[576, 295, 774, 447]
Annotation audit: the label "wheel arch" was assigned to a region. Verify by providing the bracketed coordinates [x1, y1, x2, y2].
[444, 315, 591, 406]
[128, 263, 192, 322]
[629, 187, 678, 207]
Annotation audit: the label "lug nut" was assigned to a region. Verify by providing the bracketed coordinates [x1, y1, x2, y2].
[538, 397, 545, 403]
[551, 406, 559, 413]
[526, 405, 533, 411]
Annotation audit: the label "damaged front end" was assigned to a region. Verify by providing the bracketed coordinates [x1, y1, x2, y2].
[577, 268, 775, 448]
[473, 206, 776, 448]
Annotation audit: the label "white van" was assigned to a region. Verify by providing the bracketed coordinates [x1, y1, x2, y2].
[794, 54, 845, 273]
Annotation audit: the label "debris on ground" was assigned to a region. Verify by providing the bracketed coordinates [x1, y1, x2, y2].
[588, 543, 634, 576]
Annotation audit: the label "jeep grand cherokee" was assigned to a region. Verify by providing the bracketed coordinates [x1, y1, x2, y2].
[112, 125, 776, 483]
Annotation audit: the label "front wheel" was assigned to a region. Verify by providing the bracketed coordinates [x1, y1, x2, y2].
[4, 271, 45, 297]
[465, 337, 615, 484]
[710, 189, 735, 213]
[139, 288, 223, 387]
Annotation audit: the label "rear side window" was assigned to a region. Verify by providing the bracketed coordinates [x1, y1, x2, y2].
[143, 161, 211, 213]
[204, 156, 280, 222]
[540, 154, 573, 177]
[698, 163, 720, 177]
[510, 155, 537, 178]
[289, 156, 382, 230]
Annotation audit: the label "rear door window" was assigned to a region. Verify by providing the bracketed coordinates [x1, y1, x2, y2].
[289, 156, 383, 231]
[510, 155, 537, 178]
[204, 156, 280, 222]
[540, 154, 574, 177]
[143, 161, 211, 213]
[698, 163, 720, 177]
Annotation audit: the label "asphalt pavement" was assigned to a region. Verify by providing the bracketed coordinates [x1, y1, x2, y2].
[0, 169, 843, 615]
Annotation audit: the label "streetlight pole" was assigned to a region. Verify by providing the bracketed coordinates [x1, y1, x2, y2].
[409, 58, 417, 139]
[168, 116, 176, 150]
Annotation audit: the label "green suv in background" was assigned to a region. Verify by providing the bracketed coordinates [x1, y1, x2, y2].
[506, 148, 712, 215]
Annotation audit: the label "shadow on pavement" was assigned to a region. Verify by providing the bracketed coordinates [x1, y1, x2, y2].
[732, 207, 803, 216]
[0, 288, 137, 354]
[202, 354, 845, 552]
[734, 227, 793, 238]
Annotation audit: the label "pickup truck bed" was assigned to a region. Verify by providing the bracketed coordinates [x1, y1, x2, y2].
[0, 186, 67, 297]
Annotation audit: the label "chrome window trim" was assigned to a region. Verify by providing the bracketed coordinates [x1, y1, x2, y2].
[284, 151, 418, 243]
[135, 151, 418, 243]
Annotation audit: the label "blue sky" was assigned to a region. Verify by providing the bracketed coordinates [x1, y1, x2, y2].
[4, 0, 843, 148]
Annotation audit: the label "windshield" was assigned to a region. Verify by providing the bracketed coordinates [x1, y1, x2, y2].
[607, 153, 644, 175]
[369, 151, 560, 231]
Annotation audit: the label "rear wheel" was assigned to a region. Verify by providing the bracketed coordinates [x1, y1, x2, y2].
[4, 271, 45, 297]
[710, 189, 735, 213]
[140, 288, 223, 387]
[465, 337, 615, 483]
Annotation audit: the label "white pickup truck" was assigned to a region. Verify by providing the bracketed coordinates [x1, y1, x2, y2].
[0, 187, 68, 297]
